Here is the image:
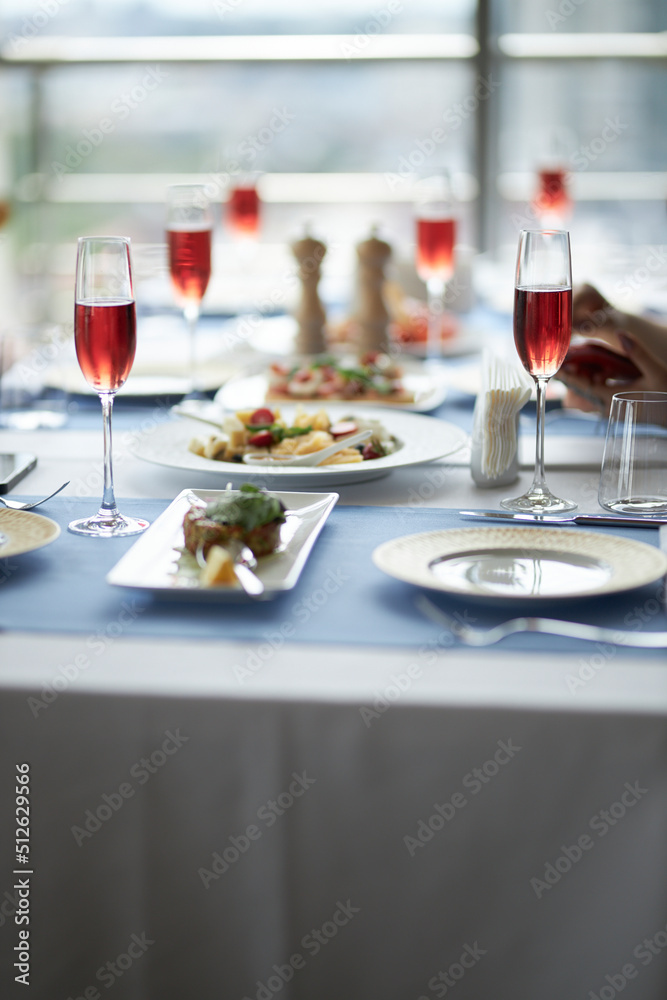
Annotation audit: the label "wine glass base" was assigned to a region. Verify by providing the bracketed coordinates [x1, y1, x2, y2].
[68, 512, 149, 538]
[500, 491, 577, 514]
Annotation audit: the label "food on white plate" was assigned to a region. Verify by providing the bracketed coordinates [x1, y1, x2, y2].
[188, 405, 397, 466]
[330, 287, 459, 348]
[183, 483, 286, 559]
[179, 484, 286, 588]
[266, 353, 414, 403]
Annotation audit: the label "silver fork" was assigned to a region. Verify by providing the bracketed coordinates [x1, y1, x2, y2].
[0, 481, 70, 511]
[415, 594, 667, 649]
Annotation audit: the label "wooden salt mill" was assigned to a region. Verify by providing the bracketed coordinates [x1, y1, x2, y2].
[291, 232, 327, 355]
[354, 228, 391, 355]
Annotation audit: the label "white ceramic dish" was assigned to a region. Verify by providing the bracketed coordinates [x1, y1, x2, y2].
[107, 488, 338, 601]
[0, 508, 61, 558]
[372, 526, 667, 601]
[132, 404, 469, 489]
[215, 366, 448, 414]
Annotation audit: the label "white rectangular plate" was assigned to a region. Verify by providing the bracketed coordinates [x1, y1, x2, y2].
[106, 488, 338, 601]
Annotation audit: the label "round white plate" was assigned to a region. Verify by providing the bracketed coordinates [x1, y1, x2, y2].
[0, 508, 61, 558]
[131, 404, 469, 489]
[372, 526, 667, 601]
[215, 365, 448, 414]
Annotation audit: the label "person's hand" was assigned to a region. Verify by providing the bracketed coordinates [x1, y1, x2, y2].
[560, 333, 667, 414]
[571, 283, 624, 347]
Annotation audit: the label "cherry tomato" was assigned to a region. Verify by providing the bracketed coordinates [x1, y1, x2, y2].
[362, 443, 382, 461]
[248, 408, 275, 426]
[248, 430, 274, 448]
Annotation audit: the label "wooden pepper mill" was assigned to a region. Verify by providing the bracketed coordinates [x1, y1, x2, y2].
[354, 228, 391, 355]
[291, 232, 327, 355]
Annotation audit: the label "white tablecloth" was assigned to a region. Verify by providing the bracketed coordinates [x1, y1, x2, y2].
[1, 425, 666, 999]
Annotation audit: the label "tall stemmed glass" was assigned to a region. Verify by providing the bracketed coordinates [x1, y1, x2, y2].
[501, 229, 576, 512]
[415, 175, 456, 361]
[68, 237, 149, 536]
[166, 184, 212, 398]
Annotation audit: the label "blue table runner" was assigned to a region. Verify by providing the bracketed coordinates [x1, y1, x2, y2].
[2, 498, 666, 657]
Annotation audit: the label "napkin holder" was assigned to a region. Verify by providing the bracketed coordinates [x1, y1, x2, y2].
[471, 353, 532, 488]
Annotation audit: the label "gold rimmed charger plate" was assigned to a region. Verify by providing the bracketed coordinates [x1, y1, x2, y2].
[372, 526, 667, 601]
[0, 508, 61, 558]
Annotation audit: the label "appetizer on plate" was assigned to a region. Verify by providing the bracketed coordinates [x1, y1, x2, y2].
[266, 353, 414, 404]
[188, 405, 397, 466]
[181, 483, 285, 586]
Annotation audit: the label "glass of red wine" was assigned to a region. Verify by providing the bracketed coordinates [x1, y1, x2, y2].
[501, 229, 576, 513]
[166, 184, 213, 397]
[415, 176, 456, 360]
[68, 236, 149, 537]
[532, 166, 572, 228]
[227, 181, 261, 241]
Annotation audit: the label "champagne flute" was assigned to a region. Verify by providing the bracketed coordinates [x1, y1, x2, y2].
[415, 176, 456, 361]
[501, 229, 576, 513]
[227, 177, 261, 241]
[166, 184, 213, 398]
[68, 237, 149, 537]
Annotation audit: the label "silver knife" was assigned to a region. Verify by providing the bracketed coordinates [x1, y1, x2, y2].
[459, 510, 667, 528]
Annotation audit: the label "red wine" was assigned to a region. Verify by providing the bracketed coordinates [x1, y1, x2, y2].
[227, 186, 260, 237]
[75, 298, 136, 392]
[514, 286, 572, 378]
[533, 168, 572, 217]
[416, 217, 456, 282]
[167, 227, 212, 302]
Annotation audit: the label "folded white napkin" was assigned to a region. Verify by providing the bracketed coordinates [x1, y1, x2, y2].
[472, 351, 532, 482]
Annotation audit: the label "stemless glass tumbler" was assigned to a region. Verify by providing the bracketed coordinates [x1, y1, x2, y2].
[599, 391, 667, 514]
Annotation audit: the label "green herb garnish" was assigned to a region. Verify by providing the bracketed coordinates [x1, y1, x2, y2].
[205, 484, 286, 532]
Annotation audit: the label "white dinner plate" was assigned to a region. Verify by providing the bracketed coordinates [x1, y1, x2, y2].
[131, 404, 469, 489]
[0, 508, 61, 558]
[107, 488, 338, 600]
[372, 526, 667, 601]
[215, 363, 448, 414]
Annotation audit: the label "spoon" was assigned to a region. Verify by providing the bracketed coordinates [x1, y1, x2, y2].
[242, 430, 372, 467]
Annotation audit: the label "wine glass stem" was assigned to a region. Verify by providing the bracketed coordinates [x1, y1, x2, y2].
[185, 302, 200, 394]
[99, 391, 119, 516]
[426, 277, 444, 361]
[531, 377, 549, 494]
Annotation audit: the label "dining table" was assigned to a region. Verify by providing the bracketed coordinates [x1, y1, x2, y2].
[1, 333, 666, 1000]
